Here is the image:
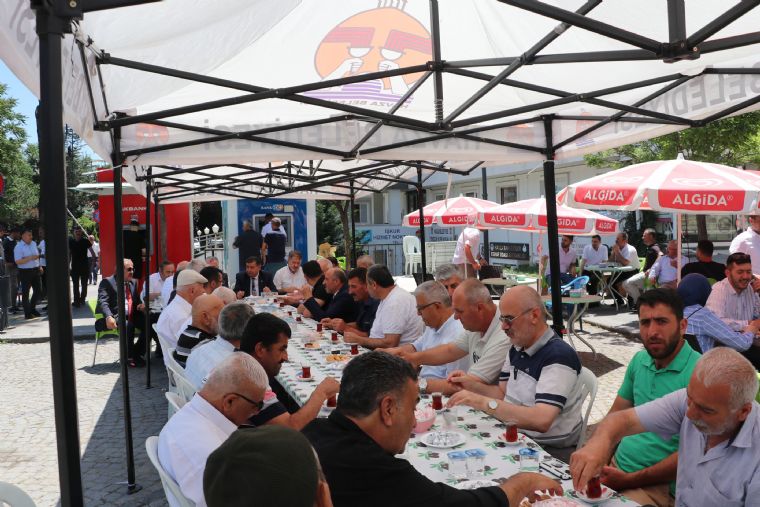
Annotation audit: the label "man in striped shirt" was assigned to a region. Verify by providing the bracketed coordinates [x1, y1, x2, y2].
[705, 252, 760, 333]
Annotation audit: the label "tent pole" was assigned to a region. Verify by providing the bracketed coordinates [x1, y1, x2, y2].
[145, 168, 152, 388]
[418, 164, 428, 278]
[111, 133, 140, 494]
[154, 194, 160, 273]
[33, 4, 84, 504]
[481, 166, 490, 263]
[542, 116, 564, 335]
[350, 180, 357, 268]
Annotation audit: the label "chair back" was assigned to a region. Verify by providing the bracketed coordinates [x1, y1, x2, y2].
[166, 353, 197, 403]
[145, 437, 196, 507]
[563, 275, 590, 291]
[478, 265, 502, 280]
[576, 366, 598, 450]
[0, 482, 36, 507]
[402, 235, 421, 254]
[165, 391, 186, 418]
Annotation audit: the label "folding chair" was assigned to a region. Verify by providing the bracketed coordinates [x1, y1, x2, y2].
[87, 298, 120, 367]
[145, 437, 195, 507]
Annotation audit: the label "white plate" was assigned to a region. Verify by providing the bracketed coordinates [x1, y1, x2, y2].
[455, 479, 498, 490]
[573, 486, 614, 504]
[296, 375, 315, 382]
[421, 431, 466, 449]
[497, 433, 527, 446]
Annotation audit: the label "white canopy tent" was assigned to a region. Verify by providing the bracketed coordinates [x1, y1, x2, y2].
[4, 2, 760, 502]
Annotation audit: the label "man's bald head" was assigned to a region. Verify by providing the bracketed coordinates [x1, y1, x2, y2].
[501, 285, 544, 316]
[455, 278, 492, 305]
[191, 294, 225, 335]
[318, 258, 332, 273]
[176, 260, 190, 271]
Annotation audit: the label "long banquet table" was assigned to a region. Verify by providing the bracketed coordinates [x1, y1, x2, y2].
[250, 298, 636, 505]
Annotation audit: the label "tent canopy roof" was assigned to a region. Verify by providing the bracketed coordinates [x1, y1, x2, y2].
[3, 0, 760, 201]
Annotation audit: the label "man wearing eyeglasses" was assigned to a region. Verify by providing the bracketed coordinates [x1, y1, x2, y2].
[158, 352, 268, 507]
[448, 285, 584, 455]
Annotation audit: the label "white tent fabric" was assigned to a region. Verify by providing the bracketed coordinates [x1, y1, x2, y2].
[3, 0, 760, 200]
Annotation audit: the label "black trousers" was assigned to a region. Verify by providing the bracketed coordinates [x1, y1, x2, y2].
[71, 269, 88, 304]
[18, 268, 41, 317]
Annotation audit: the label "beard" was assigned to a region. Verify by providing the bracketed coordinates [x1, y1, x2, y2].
[644, 330, 681, 360]
[690, 417, 735, 436]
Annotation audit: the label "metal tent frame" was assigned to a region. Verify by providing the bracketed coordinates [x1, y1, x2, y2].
[28, 0, 760, 504]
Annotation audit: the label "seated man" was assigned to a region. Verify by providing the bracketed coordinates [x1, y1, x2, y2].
[203, 425, 333, 507]
[186, 302, 255, 389]
[233, 256, 276, 298]
[681, 239, 725, 281]
[541, 235, 577, 287]
[239, 313, 340, 430]
[303, 351, 562, 507]
[280, 260, 331, 308]
[356, 254, 374, 269]
[705, 252, 760, 333]
[161, 260, 188, 310]
[622, 229, 660, 306]
[678, 274, 760, 357]
[579, 235, 608, 295]
[211, 286, 237, 305]
[342, 265, 423, 349]
[571, 348, 760, 506]
[156, 269, 208, 362]
[200, 266, 224, 294]
[157, 353, 267, 506]
[434, 263, 464, 299]
[611, 231, 642, 304]
[447, 286, 583, 452]
[322, 267, 379, 340]
[174, 294, 224, 367]
[300, 267, 358, 322]
[205, 256, 229, 287]
[599, 288, 700, 507]
[96, 258, 147, 367]
[273, 250, 307, 293]
[395, 279, 509, 395]
[385, 281, 468, 391]
[647, 240, 688, 291]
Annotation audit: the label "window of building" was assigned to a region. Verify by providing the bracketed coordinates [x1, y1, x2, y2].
[463, 190, 478, 198]
[499, 185, 518, 204]
[406, 190, 419, 213]
[353, 202, 370, 225]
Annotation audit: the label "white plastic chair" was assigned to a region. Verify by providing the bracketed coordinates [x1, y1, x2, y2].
[165, 391, 186, 418]
[154, 324, 179, 394]
[145, 437, 196, 507]
[402, 235, 422, 275]
[165, 351, 197, 403]
[0, 482, 36, 507]
[576, 366, 599, 450]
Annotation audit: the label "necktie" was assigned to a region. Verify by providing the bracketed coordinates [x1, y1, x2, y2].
[250, 276, 259, 296]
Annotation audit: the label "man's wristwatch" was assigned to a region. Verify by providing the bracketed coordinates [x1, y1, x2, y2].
[487, 399, 499, 413]
[418, 378, 428, 394]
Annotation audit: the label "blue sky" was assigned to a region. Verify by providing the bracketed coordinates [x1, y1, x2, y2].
[0, 60, 39, 144]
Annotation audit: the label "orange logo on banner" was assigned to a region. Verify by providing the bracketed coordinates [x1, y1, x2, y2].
[308, 6, 432, 107]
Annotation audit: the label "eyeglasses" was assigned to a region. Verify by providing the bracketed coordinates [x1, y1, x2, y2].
[499, 308, 533, 327]
[231, 392, 264, 412]
[126, 267, 134, 272]
[416, 301, 439, 312]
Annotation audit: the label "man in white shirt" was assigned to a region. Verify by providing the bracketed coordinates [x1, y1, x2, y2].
[730, 214, 760, 283]
[706, 252, 760, 333]
[273, 250, 306, 293]
[156, 269, 207, 362]
[648, 240, 688, 289]
[434, 263, 464, 298]
[186, 302, 255, 389]
[610, 232, 641, 305]
[87, 235, 100, 285]
[452, 227, 482, 278]
[343, 265, 423, 349]
[399, 279, 510, 395]
[161, 260, 189, 310]
[142, 261, 175, 310]
[579, 235, 608, 295]
[14, 228, 42, 320]
[385, 281, 468, 393]
[158, 353, 268, 507]
[542, 235, 577, 285]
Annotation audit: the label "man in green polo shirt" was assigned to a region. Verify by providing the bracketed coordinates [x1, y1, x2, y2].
[599, 288, 700, 507]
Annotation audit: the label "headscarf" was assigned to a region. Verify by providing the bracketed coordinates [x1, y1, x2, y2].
[677, 273, 712, 307]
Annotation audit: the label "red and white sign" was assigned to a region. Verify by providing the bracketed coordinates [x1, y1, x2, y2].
[402, 195, 498, 228]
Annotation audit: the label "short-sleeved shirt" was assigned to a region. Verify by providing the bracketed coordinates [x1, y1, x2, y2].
[636, 389, 760, 506]
[355, 298, 380, 333]
[581, 244, 608, 266]
[14, 241, 39, 269]
[642, 243, 662, 271]
[263, 232, 286, 263]
[545, 245, 577, 276]
[452, 228, 481, 264]
[411, 315, 469, 379]
[452, 308, 509, 383]
[681, 260, 725, 281]
[248, 384, 288, 426]
[615, 343, 700, 494]
[368, 286, 424, 344]
[498, 328, 583, 447]
[730, 227, 760, 275]
[273, 265, 306, 291]
[613, 243, 640, 268]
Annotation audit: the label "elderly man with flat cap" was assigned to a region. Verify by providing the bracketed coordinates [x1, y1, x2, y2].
[156, 268, 207, 362]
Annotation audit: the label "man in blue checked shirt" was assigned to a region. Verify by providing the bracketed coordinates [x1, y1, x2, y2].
[13, 228, 42, 319]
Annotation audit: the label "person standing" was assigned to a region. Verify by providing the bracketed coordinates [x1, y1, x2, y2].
[69, 227, 93, 307]
[452, 227, 482, 278]
[260, 213, 276, 238]
[38, 227, 47, 302]
[3, 226, 20, 313]
[232, 220, 262, 273]
[261, 217, 287, 273]
[14, 228, 42, 320]
[88, 234, 100, 285]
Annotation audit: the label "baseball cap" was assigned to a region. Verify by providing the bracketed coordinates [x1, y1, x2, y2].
[176, 269, 207, 287]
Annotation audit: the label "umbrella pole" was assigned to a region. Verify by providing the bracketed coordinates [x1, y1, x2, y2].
[543, 116, 564, 335]
[417, 164, 427, 277]
[145, 169, 152, 389]
[481, 166, 490, 264]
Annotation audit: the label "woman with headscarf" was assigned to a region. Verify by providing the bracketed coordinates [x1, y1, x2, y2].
[677, 273, 758, 353]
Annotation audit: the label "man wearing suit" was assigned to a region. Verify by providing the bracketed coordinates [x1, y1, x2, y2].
[299, 267, 359, 323]
[96, 259, 146, 367]
[234, 256, 277, 299]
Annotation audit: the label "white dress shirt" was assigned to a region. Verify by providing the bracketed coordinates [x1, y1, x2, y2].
[649, 254, 689, 284]
[452, 227, 480, 264]
[160, 276, 175, 310]
[545, 245, 577, 276]
[411, 315, 469, 379]
[273, 265, 306, 291]
[705, 277, 760, 331]
[730, 227, 760, 275]
[581, 244, 608, 267]
[369, 286, 424, 344]
[156, 295, 192, 361]
[185, 338, 236, 389]
[142, 272, 166, 311]
[261, 222, 287, 239]
[157, 394, 237, 507]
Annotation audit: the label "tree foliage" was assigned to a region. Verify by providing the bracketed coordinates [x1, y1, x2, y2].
[0, 83, 38, 225]
[65, 125, 96, 220]
[315, 200, 369, 266]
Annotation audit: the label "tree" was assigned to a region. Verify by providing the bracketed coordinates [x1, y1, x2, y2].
[65, 125, 96, 219]
[585, 112, 760, 241]
[0, 83, 38, 225]
[315, 200, 369, 267]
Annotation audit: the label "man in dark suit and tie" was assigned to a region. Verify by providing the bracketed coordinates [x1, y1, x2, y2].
[299, 267, 359, 323]
[234, 256, 277, 299]
[96, 258, 146, 367]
